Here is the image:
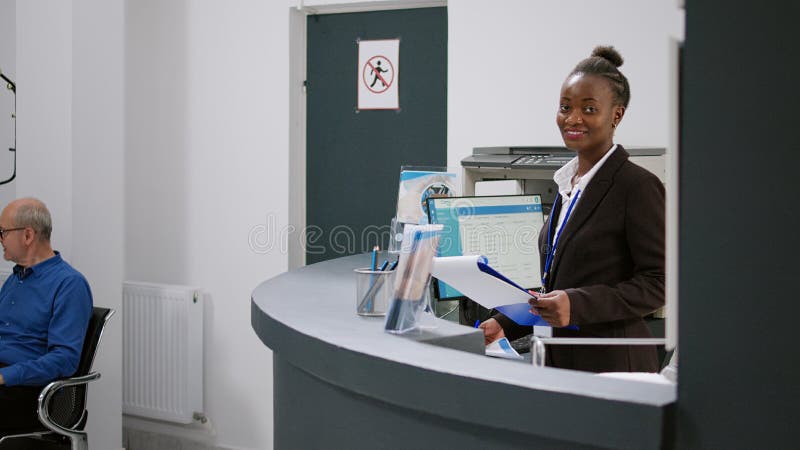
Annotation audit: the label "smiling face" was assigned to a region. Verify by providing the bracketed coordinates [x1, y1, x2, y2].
[557, 73, 625, 158]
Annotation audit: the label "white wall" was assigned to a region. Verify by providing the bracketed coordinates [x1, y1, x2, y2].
[16, 2, 73, 252]
[0, 0, 16, 211]
[125, 1, 288, 448]
[72, 0, 125, 448]
[447, 0, 684, 169]
[16, 1, 124, 449]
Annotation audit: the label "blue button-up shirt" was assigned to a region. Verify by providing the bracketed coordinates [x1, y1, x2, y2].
[0, 252, 93, 386]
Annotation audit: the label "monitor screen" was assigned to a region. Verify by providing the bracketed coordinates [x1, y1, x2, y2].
[427, 195, 545, 301]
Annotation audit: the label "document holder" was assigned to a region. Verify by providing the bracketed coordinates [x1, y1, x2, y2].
[384, 224, 443, 334]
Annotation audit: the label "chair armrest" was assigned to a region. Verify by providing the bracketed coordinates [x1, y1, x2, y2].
[36, 372, 101, 438]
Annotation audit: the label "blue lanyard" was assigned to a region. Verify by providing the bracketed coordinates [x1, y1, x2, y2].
[541, 190, 581, 290]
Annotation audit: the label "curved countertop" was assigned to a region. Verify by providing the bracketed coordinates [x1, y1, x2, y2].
[252, 253, 676, 449]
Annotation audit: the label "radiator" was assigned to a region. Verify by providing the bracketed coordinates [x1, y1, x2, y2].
[123, 281, 204, 424]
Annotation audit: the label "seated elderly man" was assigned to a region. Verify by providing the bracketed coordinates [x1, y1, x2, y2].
[0, 198, 93, 434]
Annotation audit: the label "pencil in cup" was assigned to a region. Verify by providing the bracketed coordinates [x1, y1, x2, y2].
[355, 267, 394, 316]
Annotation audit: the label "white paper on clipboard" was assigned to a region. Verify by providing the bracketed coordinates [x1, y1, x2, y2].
[430, 255, 531, 309]
[431, 255, 555, 327]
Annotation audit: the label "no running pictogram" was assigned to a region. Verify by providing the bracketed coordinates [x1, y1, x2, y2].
[363, 55, 395, 94]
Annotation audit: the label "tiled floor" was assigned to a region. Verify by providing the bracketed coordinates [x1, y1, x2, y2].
[123, 428, 228, 450]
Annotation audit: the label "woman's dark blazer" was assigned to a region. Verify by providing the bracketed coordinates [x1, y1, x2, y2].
[494, 145, 665, 373]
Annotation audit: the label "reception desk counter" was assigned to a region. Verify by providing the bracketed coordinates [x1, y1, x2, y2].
[251, 254, 676, 449]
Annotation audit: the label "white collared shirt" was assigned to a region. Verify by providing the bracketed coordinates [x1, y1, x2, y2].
[551, 144, 618, 240]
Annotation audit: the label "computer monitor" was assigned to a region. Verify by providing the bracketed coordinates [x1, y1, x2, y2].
[426, 194, 545, 301]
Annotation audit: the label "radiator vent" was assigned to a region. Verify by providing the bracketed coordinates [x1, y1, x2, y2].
[122, 282, 203, 424]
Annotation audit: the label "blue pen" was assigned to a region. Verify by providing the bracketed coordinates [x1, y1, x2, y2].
[378, 260, 389, 271]
[363, 246, 379, 313]
[370, 246, 379, 271]
[388, 259, 399, 271]
[474, 320, 481, 328]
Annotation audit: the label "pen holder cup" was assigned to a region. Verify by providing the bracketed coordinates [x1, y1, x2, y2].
[355, 268, 394, 316]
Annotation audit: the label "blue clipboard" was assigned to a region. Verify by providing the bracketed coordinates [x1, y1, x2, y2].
[477, 261, 578, 329]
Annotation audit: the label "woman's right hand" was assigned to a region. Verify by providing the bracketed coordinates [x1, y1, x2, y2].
[478, 318, 505, 345]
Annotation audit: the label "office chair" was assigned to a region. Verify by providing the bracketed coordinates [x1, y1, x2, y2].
[0, 307, 115, 450]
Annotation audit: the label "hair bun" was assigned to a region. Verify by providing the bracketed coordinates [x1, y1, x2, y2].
[591, 45, 624, 68]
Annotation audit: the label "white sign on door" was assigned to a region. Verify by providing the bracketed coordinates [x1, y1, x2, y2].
[357, 39, 400, 110]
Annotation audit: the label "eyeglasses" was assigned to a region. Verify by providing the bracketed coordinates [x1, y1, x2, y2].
[0, 227, 25, 239]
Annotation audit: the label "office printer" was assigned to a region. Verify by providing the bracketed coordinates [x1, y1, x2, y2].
[461, 146, 666, 214]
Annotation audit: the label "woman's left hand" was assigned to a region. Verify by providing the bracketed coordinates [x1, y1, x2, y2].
[529, 290, 571, 327]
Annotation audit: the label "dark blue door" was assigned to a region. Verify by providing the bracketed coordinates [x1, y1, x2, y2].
[306, 7, 447, 264]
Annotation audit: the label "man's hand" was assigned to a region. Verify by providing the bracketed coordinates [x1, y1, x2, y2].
[0, 373, 5, 385]
[478, 318, 505, 345]
[529, 290, 571, 327]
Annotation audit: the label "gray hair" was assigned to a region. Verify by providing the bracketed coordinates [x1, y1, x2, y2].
[15, 198, 52, 241]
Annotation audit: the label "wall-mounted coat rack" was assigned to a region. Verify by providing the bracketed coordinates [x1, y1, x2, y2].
[0, 69, 15, 186]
